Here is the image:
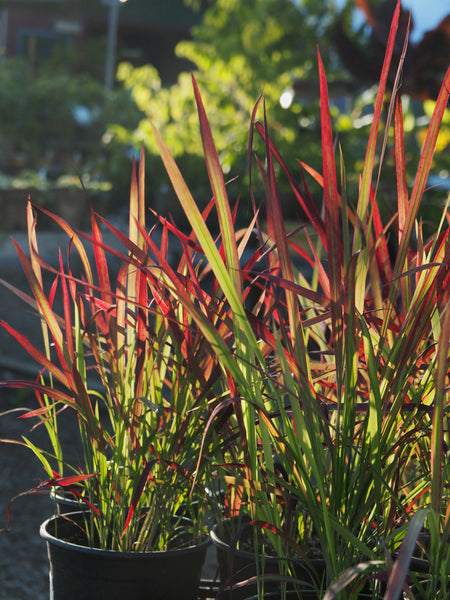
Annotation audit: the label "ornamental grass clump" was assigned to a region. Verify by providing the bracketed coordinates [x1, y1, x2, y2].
[123, 3, 449, 597]
[0, 151, 217, 551]
[0, 2, 448, 596]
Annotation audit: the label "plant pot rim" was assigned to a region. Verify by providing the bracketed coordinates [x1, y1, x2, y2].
[211, 516, 325, 566]
[49, 487, 89, 509]
[41, 511, 210, 558]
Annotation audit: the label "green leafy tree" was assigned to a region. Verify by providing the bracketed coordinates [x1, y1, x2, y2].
[0, 57, 142, 204]
[109, 0, 449, 225]
[108, 0, 342, 203]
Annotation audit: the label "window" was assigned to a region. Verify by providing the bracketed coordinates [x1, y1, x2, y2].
[17, 29, 69, 67]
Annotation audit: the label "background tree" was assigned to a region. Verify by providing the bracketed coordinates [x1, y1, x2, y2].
[107, 0, 449, 224]
[108, 0, 344, 212]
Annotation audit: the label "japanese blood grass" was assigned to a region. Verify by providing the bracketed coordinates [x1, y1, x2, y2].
[141, 8, 448, 600]
[250, 12, 449, 600]
[322, 509, 429, 600]
[0, 148, 214, 552]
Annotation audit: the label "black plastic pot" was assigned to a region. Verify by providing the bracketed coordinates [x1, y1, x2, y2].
[233, 592, 381, 600]
[40, 511, 210, 600]
[210, 518, 390, 600]
[217, 586, 385, 599]
[216, 591, 316, 600]
[210, 517, 326, 600]
[50, 488, 89, 515]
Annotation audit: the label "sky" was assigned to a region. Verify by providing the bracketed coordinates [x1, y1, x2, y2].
[336, 0, 449, 42]
[394, 0, 448, 41]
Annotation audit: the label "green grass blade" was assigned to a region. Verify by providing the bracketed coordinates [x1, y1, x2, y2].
[192, 75, 242, 298]
[384, 509, 429, 600]
[431, 279, 450, 514]
[150, 118, 262, 367]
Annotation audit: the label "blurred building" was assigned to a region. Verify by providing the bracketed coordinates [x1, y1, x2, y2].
[0, 0, 203, 83]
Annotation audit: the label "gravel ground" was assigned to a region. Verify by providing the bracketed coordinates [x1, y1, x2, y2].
[0, 392, 52, 600]
[0, 233, 56, 600]
[0, 231, 218, 600]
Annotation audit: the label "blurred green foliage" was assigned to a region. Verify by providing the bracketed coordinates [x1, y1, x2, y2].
[107, 0, 343, 209]
[107, 0, 449, 223]
[0, 56, 142, 202]
[1, 0, 447, 224]
[0, 58, 103, 156]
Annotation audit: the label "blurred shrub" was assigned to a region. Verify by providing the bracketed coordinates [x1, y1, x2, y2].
[106, 0, 449, 224]
[106, 0, 340, 213]
[0, 57, 142, 206]
[0, 59, 102, 157]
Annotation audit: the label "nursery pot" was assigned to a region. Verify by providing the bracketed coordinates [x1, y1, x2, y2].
[210, 517, 326, 600]
[231, 592, 382, 600]
[216, 584, 385, 600]
[211, 518, 386, 600]
[216, 591, 317, 600]
[40, 511, 210, 600]
[50, 488, 89, 515]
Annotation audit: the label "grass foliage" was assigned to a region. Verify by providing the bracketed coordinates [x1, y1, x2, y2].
[0, 2, 449, 597]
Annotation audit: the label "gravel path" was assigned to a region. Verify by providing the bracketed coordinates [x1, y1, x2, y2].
[0, 391, 52, 600]
[0, 235, 56, 600]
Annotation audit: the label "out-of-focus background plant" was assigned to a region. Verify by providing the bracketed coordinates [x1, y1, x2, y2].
[110, 0, 450, 220]
[0, 56, 141, 212]
[0, 0, 448, 227]
[111, 0, 338, 201]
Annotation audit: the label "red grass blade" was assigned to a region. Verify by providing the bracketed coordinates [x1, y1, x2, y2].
[255, 121, 327, 245]
[394, 64, 450, 278]
[92, 213, 113, 306]
[11, 240, 71, 378]
[58, 251, 75, 363]
[0, 379, 78, 407]
[30, 203, 94, 286]
[317, 49, 343, 390]
[259, 102, 304, 360]
[355, 0, 401, 249]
